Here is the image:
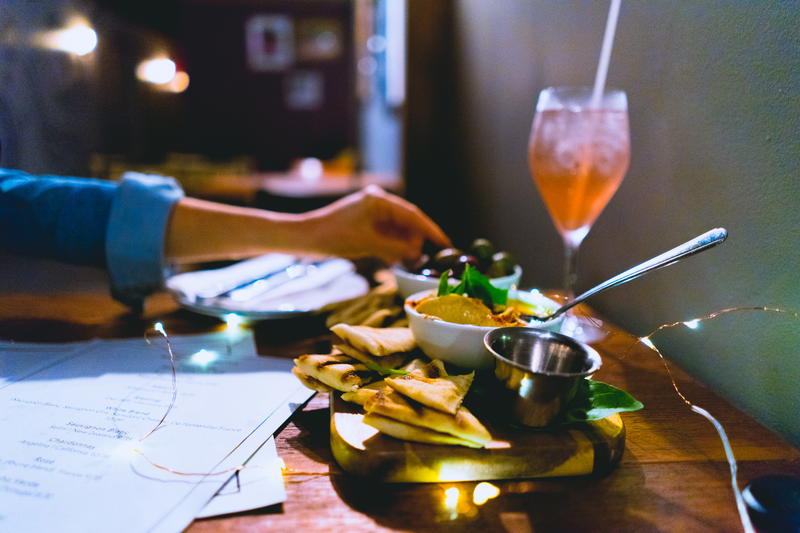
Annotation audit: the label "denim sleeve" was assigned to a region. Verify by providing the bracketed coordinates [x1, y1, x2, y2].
[0, 168, 116, 265]
[106, 172, 184, 310]
[0, 169, 184, 310]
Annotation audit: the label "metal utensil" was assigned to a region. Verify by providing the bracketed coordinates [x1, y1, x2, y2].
[484, 327, 602, 426]
[226, 260, 327, 302]
[522, 227, 728, 323]
[196, 259, 300, 300]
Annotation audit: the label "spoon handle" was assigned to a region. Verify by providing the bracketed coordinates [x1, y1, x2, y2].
[549, 227, 728, 320]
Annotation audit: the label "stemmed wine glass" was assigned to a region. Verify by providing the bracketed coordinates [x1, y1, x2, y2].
[528, 86, 630, 297]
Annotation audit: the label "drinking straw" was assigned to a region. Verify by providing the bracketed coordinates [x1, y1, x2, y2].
[590, 0, 622, 109]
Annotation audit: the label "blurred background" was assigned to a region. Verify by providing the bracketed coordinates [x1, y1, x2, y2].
[1, 1, 798, 445]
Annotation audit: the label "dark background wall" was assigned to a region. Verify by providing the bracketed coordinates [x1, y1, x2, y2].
[443, 1, 800, 444]
[180, 0, 356, 169]
[0, 0, 99, 174]
[0, 0, 357, 174]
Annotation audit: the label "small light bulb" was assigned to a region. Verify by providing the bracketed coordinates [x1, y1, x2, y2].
[136, 58, 177, 84]
[190, 349, 218, 367]
[38, 18, 98, 56]
[519, 376, 533, 396]
[57, 24, 97, 55]
[298, 158, 323, 181]
[473, 482, 500, 505]
[442, 486, 461, 519]
[683, 319, 700, 330]
[153, 322, 166, 336]
[640, 336, 656, 349]
[224, 313, 244, 330]
[444, 487, 460, 509]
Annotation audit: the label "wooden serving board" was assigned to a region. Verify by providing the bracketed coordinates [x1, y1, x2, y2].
[330, 393, 626, 483]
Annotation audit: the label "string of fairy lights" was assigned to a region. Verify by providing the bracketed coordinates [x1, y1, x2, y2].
[128, 320, 274, 479]
[131, 306, 797, 531]
[634, 306, 800, 533]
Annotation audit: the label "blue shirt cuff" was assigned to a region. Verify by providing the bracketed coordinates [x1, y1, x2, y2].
[106, 172, 184, 310]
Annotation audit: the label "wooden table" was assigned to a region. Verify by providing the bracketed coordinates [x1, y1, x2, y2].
[2, 257, 799, 532]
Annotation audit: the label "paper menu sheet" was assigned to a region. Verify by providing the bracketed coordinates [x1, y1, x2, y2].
[0, 331, 312, 533]
[0, 340, 90, 388]
[197, 436, 285, 519]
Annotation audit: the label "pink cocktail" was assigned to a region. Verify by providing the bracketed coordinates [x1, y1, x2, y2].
[528, 87, 630, 294]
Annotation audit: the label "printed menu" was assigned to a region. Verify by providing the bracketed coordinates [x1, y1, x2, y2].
[0, 331, 311, 532]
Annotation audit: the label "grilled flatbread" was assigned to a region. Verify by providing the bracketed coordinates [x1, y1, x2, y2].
[401, 358, 428, 375]
[363, 413, 482, 448]
[340, 380, 386, 406]
[324, 282, 397, 327]
[364, 387, 491, 446]
[333, 344, 407, 371]
[294, 353, 372, 392]
[385, 371, 474, 414]
[388, 316, 409, 328]
[360, 307, 399, 328]
[404, 359, 448, 379]
[292, 366, 333, 392]
[330, 324, 416, 356]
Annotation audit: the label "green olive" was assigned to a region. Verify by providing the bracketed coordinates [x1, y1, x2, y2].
[433, 248, 463, 270]
[487, 251, 516, 278]
[469, 238, 495, 262]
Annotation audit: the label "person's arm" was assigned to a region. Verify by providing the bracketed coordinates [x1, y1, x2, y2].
[165, 185, 450, 265]
[0, 169, 184, 310]
[2, 169, 449, 310]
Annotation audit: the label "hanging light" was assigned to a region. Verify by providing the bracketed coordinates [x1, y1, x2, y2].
[136, 57, 177, 85]
[38, 16, 97, 56]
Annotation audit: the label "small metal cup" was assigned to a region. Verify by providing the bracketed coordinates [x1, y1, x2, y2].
[484, 327, 602, 427]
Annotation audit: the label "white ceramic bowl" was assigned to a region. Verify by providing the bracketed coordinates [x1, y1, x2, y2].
[404, 288, 563, 369]
[392, 264, 522, 299]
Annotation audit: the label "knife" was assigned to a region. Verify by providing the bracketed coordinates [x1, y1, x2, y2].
[226, 260, 328, 302]
[195, 258, 300, 300]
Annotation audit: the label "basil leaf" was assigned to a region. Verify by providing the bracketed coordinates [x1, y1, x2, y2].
[435, 265, 508, 307]
[450, 278, 466, 296]
[437, 270, 452, 296]
[562, 379, 643, 423]
[462, 265, 508, 308]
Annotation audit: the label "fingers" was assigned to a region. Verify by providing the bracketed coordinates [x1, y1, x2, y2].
[370, 233, 424, 264]
[366, 187, 451, 249]
[400, 201, 451, 248]
[308, 186, 451, 262]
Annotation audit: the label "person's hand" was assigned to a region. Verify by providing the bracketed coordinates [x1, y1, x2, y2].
[303, 185, 451, 263]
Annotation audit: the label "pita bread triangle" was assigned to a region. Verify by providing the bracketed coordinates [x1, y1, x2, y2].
[333, 343, 407, 371]
[404, 358, 448, 378]
[292, 366, 333, 392]
[293, 353, 372, 392]
[341, 380, 386, 406]
[330, 324, 416, 356]
[364, 386, 491, 446]
[363, 413, 482, 448]
[385, 371, 474, 414]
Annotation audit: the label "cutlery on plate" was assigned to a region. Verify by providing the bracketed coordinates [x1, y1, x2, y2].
[194, 255, 297, 300]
